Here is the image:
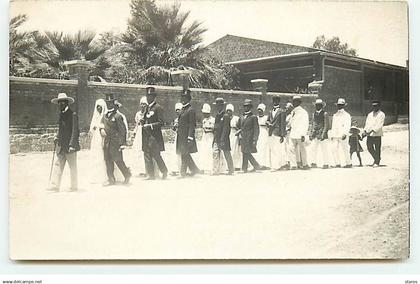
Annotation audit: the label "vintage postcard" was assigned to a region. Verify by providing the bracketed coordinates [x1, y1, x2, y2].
[8, 0, 409, 259]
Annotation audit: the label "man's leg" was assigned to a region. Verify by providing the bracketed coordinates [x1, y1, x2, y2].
[248, 153, 261, 171]
[242, 153, 249, 172]
[299, 141, 308, 167]
[366, 137, 375, 165]
[320, 139, 330, 167]
[153, 151, 168, 176]
[180, 154, 188, 177]
[105, 158, 116, 183]
[115, 159, 131, 179]
[340, 139, 352, 166]
[185, 154, 200, 175]
[49, 153, 66, 190]
[144, 151, 155, 178]
[373, 137, 382, 165]
[66, 152, 78, 191]
[311, 139, 320, 166]
[223, 149, 234, 174]
[212, 143, 221, 175]
[291, 139, 301, 167]
[331, 139, 341, 167]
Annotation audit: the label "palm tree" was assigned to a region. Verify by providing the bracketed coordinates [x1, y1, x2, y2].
[110, 0, 238, 89]
[31, 30, 109, 78]
[9, 14, 38, 76]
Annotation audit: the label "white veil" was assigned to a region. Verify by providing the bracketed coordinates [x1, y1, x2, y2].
[90, 99, 108, 132]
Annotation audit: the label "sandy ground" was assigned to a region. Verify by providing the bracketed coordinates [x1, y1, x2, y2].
[9, 124, 409, 260]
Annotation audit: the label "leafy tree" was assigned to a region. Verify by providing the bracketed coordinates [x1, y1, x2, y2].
[107, 0, 239, 89]
[312, 35, 358, 56]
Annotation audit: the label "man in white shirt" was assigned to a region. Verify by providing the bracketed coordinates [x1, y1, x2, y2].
[363, 100, 385, 167]
[330, 98, 352, 168]
[289, 95, 310, 170]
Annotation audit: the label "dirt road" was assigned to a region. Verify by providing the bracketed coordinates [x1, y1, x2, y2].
[9, 124, 409, 260]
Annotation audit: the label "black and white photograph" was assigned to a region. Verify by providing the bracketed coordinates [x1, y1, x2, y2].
[8, 0, 409, 260]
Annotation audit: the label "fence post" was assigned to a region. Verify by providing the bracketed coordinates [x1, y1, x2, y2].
[64, 60, 92, 131]
[250, 79, 268, 103]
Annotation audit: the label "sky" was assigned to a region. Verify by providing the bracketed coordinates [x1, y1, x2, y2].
[10, 0, 409, 67]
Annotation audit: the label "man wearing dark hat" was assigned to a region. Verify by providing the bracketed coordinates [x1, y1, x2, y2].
[309, 98, 330, 169]
[101, 94, 131, 185]
[237, 99, 261, 173]
[141, 86, 168, 179]
[176, 89, 201, 177]
[363, 100, 385, 167]
[266, 95, 287, 171]
[47, 93, 80, 192]
[212, 97, 234, 175]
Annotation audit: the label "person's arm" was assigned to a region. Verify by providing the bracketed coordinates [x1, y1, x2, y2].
[342, 113, 351, 139]
[69, 112, 79, 151]
[148, 105, 165, 130]
[187, 109, 196, 141]
[116, 114, 127, 146]
[321, 111, 329, 140]
[252, 116, 259, 143]
[220, 114, 231, 145]
[371, 112, 385, 133]
[279, 111, 286, 138]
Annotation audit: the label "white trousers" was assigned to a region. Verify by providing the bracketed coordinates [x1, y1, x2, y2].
[310, 138, 330, 166]
[290, 138, 308, 167]
[331, 138, 352, 166]
[268, 136, 287, 169]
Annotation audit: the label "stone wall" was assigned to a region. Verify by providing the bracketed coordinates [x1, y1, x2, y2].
[9, 76, 317, 153]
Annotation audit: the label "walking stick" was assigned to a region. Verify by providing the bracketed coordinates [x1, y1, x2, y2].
[48, 141, 57, 186]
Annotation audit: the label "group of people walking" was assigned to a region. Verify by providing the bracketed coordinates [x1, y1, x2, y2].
[46, 87, 386, 192]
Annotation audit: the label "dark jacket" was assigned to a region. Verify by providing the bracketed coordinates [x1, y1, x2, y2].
[57, 108, 80, 154]
[311, 109, 329, 140]
[176, 104, 198, 155]
[238, 112, 259, 153]
[267, 107, 286, 137]
[141, 101, 165, 152]
[103, 109, 127, 161]
[213, 111, 231, 151]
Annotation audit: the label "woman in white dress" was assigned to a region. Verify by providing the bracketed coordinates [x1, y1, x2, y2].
[226, 104, 242, 170]
[198, 103, 215, 174]
[131, 96, 148, 176]
[256, 103, 270, 169]
[170, 102, 184, 175]
[89, 98, 108, 183]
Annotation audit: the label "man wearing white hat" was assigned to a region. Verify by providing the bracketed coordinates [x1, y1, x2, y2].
[289, 95, 310, 170]
[255, 103, 270, 169]
[266, 96, 287, 171]
[330, 98, 352, 168]
[309, 98, 330, 169]
[199, 103, 215, 173]
[362, 100, 385, 167]
[47, 93, 80, 192]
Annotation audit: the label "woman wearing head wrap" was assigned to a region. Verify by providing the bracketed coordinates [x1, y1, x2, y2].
[198, 103, 215, 173]
[226, 104, 242, 170]
[89, 98, 108, 183]
[130, 96, 148, 176]
[255, 103, 270, 169]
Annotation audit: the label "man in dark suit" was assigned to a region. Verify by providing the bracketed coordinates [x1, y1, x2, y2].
[237, 99, 261, 173]
[212, 97, 234, 175]
[141, 86, 168, 180]
[176, 89, 201, 178]
[266, 95, 287, 171]
[101, 94, 131, 185]
[47, 93, 80, 192]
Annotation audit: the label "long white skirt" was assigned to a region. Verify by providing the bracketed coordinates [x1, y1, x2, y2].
[89, 130, 107, 184]
[255, 127, 270, 167]
[230, 132, 242, 169]
[198, 132, 214, 173]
